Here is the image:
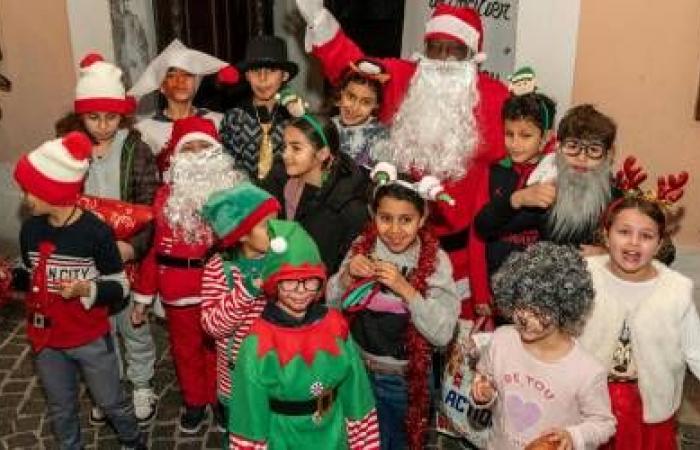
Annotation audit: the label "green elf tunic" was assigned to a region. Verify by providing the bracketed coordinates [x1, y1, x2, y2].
[229, 302, 380, 450]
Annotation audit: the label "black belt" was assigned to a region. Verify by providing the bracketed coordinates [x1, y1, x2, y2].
[30, 312, 52, 329]
[269, 388, 337, 418]
[156, 253, 205, 269]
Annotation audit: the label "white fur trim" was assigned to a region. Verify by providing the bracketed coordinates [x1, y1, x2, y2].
[425, 15, 480, 51]
[27, 140, 89, 183]
[75, 60, 126, 100]
[527, 153, 558, 186]
[270, 237, 288, 254]
[304, 8, 340, 52]
[173, 132, 221, 154]
[370, 162, 398, 183]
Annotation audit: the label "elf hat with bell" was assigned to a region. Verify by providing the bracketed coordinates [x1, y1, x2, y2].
[261, 220, 326, 296]
[425, 4, 486, 62]
[202, 182, 281, 248]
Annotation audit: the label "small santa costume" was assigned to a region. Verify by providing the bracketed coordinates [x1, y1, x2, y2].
[132, 116, 245, 429]
[129, 39, 238, 167]
[300, 2, 510, 318]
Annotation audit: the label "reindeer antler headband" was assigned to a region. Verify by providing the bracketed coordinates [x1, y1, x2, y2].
[614, 156, 689, 208]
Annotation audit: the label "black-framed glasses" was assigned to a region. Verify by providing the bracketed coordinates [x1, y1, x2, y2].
[559, 138, 607, 160]
[278, 278, 323, 293]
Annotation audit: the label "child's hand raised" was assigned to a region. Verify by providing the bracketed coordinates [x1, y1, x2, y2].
[470, 372, 496, 405]
[511, 181, 557, 209]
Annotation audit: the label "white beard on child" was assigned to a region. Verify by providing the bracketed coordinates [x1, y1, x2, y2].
[163, 145, 246, 244]
[547, 152, 612, 242]
[384, 57, 480, 180]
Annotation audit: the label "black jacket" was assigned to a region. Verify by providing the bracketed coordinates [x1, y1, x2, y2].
[259, 152, 370, 274]
[474, 163, 545, 275]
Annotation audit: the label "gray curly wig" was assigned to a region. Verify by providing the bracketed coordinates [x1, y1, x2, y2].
[491, 242, 595, 335]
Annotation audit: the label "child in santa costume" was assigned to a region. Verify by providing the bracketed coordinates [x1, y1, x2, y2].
[228, 220, 380, 450]
[472, 68, 556, 317]
[326, 162, 460, 450]
[578, 170, 698, 450]
[13, 132, 145, 449]
[128, 39, 238, 172]
[471, 242, 615, 450]
[56, 52, 160, 425]
[295, 0, 509, 320]
[132, 115, 246, 433]
[220, 36, 297, 179]
[200, 182, 281, 426]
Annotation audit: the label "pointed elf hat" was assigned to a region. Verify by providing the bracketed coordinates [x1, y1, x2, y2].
[261, 220, 326, 296]
[201, 182, 281, 249]
[128, 39, 238, 98]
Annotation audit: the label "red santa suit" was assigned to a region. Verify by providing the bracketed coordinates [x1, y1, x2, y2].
[305, 4, 509, 317]
[132, 117, 232, 409]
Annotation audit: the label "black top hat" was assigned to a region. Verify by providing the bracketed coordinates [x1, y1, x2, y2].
[237, 36, 299, 80]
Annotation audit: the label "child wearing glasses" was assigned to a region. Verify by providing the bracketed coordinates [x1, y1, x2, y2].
[470, 242, 615, 450]
[529, 104, 619, 255]
[227, 220, 379, 449]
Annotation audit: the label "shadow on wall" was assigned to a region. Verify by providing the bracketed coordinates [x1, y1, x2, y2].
[0, 162, 24, 257]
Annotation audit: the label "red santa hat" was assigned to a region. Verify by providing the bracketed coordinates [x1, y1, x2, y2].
[157, 116, 221, 173]
[425, 4, 486, 62]
[74, 53, 136, 115]
[13, 132, 93, 205]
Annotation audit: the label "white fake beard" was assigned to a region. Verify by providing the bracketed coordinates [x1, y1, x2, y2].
[547, 152, 612, 242]
[386, 57, 480, 180]
[163, 145, 246, 244]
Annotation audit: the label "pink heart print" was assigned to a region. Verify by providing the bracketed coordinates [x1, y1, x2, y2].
[505, 394, 541, 432]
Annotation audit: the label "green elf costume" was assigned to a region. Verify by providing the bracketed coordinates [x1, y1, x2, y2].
[201, 182, 282, 421]
[228, 220, 380, 450]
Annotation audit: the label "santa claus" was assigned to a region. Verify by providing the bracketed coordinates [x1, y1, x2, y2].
[296, 0, 509, 317]
[132, 116, 246, 433]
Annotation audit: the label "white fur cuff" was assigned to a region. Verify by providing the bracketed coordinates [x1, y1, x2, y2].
[305, 9, 340, 52]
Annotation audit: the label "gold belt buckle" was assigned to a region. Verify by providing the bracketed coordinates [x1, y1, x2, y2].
[312, 389, 334, 424]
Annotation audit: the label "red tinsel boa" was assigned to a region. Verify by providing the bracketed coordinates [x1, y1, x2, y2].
[350, 224, 439, 450]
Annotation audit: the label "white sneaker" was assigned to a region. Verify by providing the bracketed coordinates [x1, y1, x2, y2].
[133, 388, 157, 425]
[89, 405, 107, 426]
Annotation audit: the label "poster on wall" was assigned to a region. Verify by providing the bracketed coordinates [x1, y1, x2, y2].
[109, 0, 157, 89]
[401, 0, 518, 81]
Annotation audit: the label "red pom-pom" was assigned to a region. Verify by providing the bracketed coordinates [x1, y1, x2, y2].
[217, 65, 240, 85]
[80, 53, 104, 68]
[62, 132, 93, 161]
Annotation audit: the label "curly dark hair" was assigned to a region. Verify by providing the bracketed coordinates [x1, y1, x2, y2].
[491, 242, 595, 335]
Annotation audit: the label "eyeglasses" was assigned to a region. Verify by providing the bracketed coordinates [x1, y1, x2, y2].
[559, 138, 607, 160]
[425, 40, 475, 61]
[278, 278, 323, 293]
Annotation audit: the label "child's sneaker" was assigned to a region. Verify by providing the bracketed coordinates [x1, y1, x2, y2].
[132, 387, 157, 425]
[212, 402, 226, 432]
[179, 405, 207, 434]
[89, 406, 107, 427]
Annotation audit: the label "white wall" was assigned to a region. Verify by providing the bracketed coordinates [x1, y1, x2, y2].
[514, 0, 581, 120]
[66, 0, 115, 66]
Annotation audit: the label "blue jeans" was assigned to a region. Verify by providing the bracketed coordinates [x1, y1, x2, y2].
[370, 373, 408, 450]
[35, 335, 142, 450]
